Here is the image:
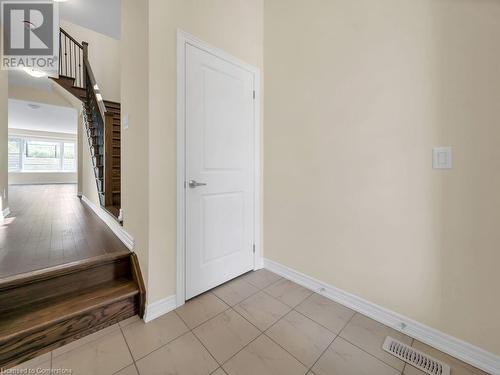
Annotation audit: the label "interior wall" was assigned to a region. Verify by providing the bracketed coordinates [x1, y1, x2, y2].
[147, 0, 264, 303]
[61, 20, 121, 102]
[9, 173, 77, 185]
[264, 0, 500, 355]
[8, 129, 77, 185]
[437, 1, 500, 355]
[0, 67, 8, 214]
[121, 0, 150, 295]
[8, 85, 73, 108]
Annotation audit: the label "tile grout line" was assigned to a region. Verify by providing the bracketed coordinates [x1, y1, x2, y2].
[190, 323, 224, 368]
[182, 298, 263, 366]
[218, 332, 265, 370]
[220, 291, 318, 371]
[117, 323, 141, 375]
[262, 329, 331, 371]
[260, 281, 314, 309]
[173, 302, 242, 369]
[42, 272, 414, 375]
[132, 329, 196, 365]
[177, 292, 232, 331]
[213, 279, 263, 307]
[286, 290, 412, 372]
[304, 311, 359, 373]
[125, 313, 191, 363]
[291, 304, 348, 336]
[259, 304, 344, 370]
[335, 320, 406, 372]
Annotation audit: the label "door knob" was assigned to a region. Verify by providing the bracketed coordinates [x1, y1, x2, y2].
[189, 180, 207, 188]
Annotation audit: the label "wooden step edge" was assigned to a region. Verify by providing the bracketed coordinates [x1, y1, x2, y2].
[0, 285, 138, 369]
[0, 251, 132, 291]
[131, 253, 146, 318]
[104, 99, 120, 105]
[103, 205, 121, 221]
[0, 281, 139, 342]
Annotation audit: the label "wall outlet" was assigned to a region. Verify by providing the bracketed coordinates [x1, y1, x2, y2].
[433, 147, 452, 169]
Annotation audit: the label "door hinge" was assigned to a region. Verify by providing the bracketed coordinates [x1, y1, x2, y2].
[253, 244, 256, 254]
[253, 90, 256, 100]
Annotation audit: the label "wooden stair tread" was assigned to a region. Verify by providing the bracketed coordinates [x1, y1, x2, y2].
[104, 206, 120, 217]
[0, 251, 131, 291]
[0, 279, 138, 340]
[52, 29, 122, 221]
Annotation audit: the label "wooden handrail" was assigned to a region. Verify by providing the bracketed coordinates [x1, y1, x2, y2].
[60, 27, 83, 49]
[59, 27, 84, 87]
[82, 42, 107, 120]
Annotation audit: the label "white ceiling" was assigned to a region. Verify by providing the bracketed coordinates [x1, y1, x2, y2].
[0, 0, 121, 39]
[8, 70, 54, 92]
[8, 99, 78, 135]
[60, 0, 121, 40]
[5, 0, 121, 89]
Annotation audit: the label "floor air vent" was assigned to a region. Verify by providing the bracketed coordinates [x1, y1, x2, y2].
[383, 337, 451, 375]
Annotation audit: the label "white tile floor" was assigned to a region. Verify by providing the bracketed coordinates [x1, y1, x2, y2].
[8, 270, 491, 375]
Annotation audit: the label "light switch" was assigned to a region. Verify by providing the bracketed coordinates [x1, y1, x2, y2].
[433, 147, 452, 169]
[123, 114, 129, 130]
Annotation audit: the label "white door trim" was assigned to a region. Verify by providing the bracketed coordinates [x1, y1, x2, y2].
[176, 30, 262, 307]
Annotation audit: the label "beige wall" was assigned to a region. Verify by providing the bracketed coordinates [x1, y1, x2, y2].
[264, 0, 500, 355]
[9, 85, 72, 108]
[438, 1, 500, 355]
[61, 20, 121, 102]
[121, 0, 150, 294]
[0, 69, 7, 214]
[145, 0, 264, 303]
[9, 172, 77, 185]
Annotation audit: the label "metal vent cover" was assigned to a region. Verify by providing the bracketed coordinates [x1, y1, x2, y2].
[383, 337, 451, 375]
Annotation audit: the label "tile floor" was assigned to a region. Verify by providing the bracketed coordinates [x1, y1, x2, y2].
[8, 269, 490, 375]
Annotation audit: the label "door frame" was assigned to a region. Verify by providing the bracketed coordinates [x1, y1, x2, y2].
[176, 30, 262, 307]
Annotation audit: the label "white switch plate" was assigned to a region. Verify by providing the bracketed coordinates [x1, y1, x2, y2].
[433, 147, 452, 169]
[123, 114, 129, 130]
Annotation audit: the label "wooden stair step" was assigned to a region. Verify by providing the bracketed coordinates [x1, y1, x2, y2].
[104, 205, 120, 218]
[0, 278, 138, 340]
[0, 249, 145, 368]
[104, 101, 120, 109]
[52, 27, 122, 222]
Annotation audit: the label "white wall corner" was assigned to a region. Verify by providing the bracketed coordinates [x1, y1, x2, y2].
[80, 195, 135, 250]
[144, 295, 177, 323]
[263, 258, 500, 375]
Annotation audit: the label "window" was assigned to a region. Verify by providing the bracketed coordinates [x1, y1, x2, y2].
[7, 137, 77, 173]
[24, 140, 61, 171]
[63, 142, 76, 171]
[8, 138, 22, 172]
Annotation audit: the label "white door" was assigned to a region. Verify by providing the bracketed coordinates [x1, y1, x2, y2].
[185, 43, 256, 299]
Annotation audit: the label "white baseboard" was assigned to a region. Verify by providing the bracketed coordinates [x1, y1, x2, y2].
[2, 207, 10, 218]
[264, 258, 500, 374]
[80, 195, 135, 250]
[144, 295, 177, 323]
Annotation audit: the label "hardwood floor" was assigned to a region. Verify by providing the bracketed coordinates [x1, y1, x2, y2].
[0, 184, 128, 278]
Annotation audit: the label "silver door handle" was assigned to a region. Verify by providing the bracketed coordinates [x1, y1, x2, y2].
[189, 180, 207, 188]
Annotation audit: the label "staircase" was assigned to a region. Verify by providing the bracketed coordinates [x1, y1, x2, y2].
[51, 28, 122, 219]
[0, 29, 144, 370]
[0, 252, 145, 368]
